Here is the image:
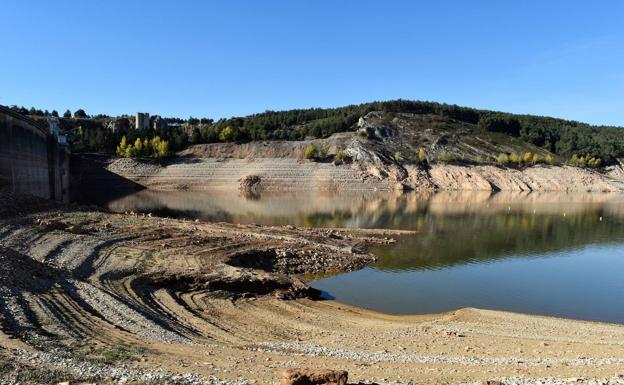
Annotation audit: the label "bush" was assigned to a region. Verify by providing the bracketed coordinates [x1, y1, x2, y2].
[497, 153, 510, 164]
[418, 147, 427, 163]
[566, 154, 603, 168]
[522, 152, 533, 163]
[304, 144, 318, 159]
[545, 154, 554, 164]
[437, 150, 454, 162]
[319, 145, 329, 159]
[335, 150, 350, 162]
[394, 152, 402, 162]
[509, 152, 520, 164]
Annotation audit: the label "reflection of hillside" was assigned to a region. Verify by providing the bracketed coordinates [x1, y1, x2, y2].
[373, 212, 624, 271]
[105, 189, 624, 272]
[105, 190, 624, 229]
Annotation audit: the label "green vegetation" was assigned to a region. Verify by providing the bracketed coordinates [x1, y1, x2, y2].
[566, 154, 603, 168]
[436, 150, 455, 162]
[116, 135, 170, 158]
[100, 343, 145, 363]
[418, 147, 427, 163]
[335, 149, 350, 162]
[304, 144, 318, 160]
[8, 99, 624, 164]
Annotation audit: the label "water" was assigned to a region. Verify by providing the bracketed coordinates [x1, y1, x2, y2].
[98, 189, 624, 323]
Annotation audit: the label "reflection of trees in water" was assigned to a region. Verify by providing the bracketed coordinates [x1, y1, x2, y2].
[373, 212, 624, 271]
[104, 189, 624, 269]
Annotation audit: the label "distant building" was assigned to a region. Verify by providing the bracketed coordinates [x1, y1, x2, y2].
[136, 112, 150, 130]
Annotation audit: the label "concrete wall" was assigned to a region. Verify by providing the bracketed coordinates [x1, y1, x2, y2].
[0, 106, 70, 201]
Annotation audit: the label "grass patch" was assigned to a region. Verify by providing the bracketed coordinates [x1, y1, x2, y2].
[100, 343, 147, 364]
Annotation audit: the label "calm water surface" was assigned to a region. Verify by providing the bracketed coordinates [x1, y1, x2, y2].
[99, 189, 624, 323]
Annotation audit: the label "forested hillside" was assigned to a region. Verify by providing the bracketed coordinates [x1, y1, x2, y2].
[8, 100, 624, 164]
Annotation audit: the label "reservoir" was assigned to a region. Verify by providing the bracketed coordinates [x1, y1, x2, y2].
[97, 189, 624, 323]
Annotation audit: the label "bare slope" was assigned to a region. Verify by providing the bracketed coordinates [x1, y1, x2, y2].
[100, 112, 624, 192]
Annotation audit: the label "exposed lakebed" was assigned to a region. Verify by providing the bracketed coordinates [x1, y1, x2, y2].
[98, 189, 624, 323]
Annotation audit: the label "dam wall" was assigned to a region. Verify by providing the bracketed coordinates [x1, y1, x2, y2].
[0, 105, 70, 202]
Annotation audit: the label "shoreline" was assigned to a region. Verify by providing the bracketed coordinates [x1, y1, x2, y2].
[1, 192, 624, 384]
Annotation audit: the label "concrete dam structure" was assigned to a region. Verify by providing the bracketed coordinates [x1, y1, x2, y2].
[0, 105, 70, 202]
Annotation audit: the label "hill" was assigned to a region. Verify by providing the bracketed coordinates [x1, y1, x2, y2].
[10, 100, 624, 165]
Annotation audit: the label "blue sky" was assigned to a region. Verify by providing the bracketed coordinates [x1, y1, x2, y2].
[2, 1, 624, 125]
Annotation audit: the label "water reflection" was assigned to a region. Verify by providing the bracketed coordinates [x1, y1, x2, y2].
[101, 189, 624, 322]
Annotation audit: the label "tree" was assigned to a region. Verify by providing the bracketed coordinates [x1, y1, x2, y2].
[522, 152, 533, 163]
[134, 137, 144, 156]
[63, 109, 72, 118]
[116, 136, 128, 157]
[497, 153, 510, 164]
[191, 127, 202, 144]
[74, 109, 87, 119]
[219, 126, 236, 142]
[51, 110, 59, 117]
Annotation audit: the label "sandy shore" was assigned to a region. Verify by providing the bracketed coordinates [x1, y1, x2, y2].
[1, 192, 624, 384]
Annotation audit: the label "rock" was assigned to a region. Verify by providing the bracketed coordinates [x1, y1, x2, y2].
[239, 175, 263, 193]
[277, 368, 348, 385]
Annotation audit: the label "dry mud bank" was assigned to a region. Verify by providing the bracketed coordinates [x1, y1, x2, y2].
[96, 136, 624, 193]
[1, 192, 624, 384]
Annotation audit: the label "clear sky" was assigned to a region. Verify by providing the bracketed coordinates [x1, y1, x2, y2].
[2, 1, 623, 125]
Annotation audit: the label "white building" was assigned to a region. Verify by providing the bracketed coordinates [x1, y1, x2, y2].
[136, 112, 150, 130]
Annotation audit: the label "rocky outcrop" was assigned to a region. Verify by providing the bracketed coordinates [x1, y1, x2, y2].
[276, 368, 348, 385]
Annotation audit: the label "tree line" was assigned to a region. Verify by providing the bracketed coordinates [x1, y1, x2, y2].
[8, 100, 624, 164]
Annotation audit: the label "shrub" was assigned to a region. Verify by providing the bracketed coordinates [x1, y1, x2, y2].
[394, 152, 402, 162]
[335, 150, 350, 162]
[545, 154, 554, 164]
[319, 145, 329, 159]
[304, 144, 318, 159]
[497, 153, 510, 164]
[567, 154, 603, 168]
[509, 152, 520, 164]
[437, 150, 454, 162]
[418, 147, 427, 163]
[522, 152, 533, 163]
[531, 153, 541, 164]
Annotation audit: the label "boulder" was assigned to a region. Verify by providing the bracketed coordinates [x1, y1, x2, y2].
[277, 368, 348, 385]
[238, 175, 263, 193]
